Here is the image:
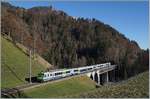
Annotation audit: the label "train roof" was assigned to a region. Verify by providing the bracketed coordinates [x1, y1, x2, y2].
[44, 62, 111, 73]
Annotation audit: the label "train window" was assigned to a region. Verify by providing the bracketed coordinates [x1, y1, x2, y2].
[55, 72, 63, 75]
[55, 73, 57, 75]
[54, 73, 57, 76]
[44, 74, 46, 77]
[80, 69, 87, 72]
[88, 68, 92, 70]
[66, 71, 70, 73]
[74, 70, 78, 72]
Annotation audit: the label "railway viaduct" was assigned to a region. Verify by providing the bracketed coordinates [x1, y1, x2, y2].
[86, 64, 117, 85]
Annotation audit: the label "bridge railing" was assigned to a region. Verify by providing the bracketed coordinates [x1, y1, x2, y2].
[97, 65, 116, 73]
[88, 64, 116, 73]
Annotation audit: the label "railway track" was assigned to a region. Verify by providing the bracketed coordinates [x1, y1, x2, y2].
[1, 83, 38, 95]
[1, 65, 116, 96]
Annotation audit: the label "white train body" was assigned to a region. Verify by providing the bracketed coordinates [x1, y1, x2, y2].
[37, 62, 111, 82]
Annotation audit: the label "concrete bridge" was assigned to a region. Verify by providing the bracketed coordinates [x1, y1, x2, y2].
[86, 64, 116, 85]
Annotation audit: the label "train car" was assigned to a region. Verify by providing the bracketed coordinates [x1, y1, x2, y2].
[78, 66, 93, 74]
[37, 69, 75, 82]
[64, 69, 74, 77]
[73, 68, 79, 75]
[37, 62, 111, 82]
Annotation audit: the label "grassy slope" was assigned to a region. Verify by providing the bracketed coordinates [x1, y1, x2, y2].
[70, 71, 149, 98]
[23, 76, 96, 98]
[1, 37, 46, 89]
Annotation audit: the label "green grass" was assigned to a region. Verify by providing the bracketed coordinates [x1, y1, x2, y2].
[23, 76, 96, 98]
[1, 37, 46, 89]
[70, 71, 149, 98]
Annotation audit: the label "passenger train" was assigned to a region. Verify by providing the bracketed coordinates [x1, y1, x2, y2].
[37, 62, 111, 82]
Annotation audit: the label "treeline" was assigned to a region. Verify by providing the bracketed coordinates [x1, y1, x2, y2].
[1, 2, 149, 80]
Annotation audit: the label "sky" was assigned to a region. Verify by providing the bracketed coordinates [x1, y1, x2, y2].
[7, 1, 149, 49]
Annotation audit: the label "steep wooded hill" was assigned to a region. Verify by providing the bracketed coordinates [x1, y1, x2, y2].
[1, 2, 149, 79]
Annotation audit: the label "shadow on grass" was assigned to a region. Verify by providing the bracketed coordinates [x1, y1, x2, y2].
[25, 76, 40, 83]
[1, 88, 29, 98]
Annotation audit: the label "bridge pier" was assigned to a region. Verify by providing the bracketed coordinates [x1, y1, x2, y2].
[106, 72, 109, 83]
[88, 71, 110, 85]
[108, 70, 115, 82]
[92, 72, 95, 81]
[97, 73, 100, 85]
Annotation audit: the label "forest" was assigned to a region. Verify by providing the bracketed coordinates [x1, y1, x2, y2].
[1, 2, 149, 80]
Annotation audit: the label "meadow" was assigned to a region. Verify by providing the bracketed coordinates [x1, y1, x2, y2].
[1, 37, 46, 88]
[23, 75, 96, 98]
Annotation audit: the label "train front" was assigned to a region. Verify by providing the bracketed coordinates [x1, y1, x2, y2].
[37, 71, 44, 82]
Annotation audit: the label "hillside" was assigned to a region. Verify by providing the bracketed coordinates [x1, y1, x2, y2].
[20, 76, 96, 98]
[1, 36, 46, 89]
[1, 2, 149, 80]
[68, 71, 149, 98]
[3, 71, 148, 98]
